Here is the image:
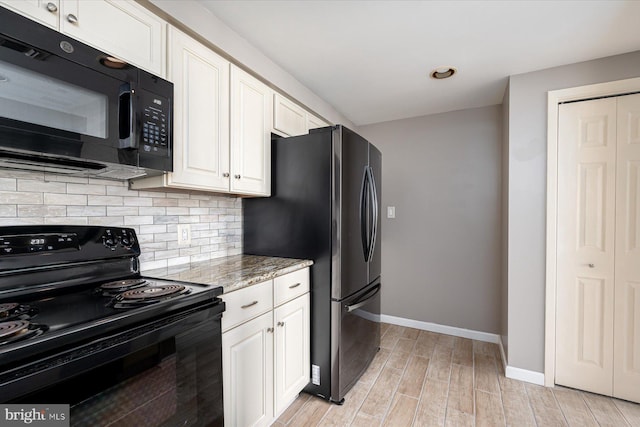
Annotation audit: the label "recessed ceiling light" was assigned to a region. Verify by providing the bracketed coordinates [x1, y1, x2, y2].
[99, 56, 129, 69]
[430, 66, 457, 80]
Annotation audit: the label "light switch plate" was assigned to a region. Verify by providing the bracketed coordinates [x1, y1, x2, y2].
[177, 224, 191, 245]
[387, 206, 396, 219]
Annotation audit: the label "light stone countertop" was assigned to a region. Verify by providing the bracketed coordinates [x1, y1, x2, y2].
[142, 254, 313, 294]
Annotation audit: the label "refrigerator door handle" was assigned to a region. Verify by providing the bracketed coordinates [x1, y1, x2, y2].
[345, 283, 381, 312]
[366, 166, 378, 262]
[360, 166, 370, 261]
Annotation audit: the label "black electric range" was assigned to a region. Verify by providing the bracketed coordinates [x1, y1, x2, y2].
[0, 225, 224, 426]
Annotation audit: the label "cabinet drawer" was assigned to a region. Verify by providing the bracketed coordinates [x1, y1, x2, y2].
[274, 268, 310, 307]
[221, 280, 273, 332]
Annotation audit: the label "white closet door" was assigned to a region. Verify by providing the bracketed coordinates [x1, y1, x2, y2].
[556, 98, 617, 395]
[614, 93, 640, 403]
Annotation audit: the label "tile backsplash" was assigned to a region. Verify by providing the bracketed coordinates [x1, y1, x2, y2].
[0, 169, 242, 271]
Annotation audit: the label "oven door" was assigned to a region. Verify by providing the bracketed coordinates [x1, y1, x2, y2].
[3, 302, 224, 427]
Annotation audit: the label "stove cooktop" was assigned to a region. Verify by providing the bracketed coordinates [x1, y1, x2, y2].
[0, 276, 222, 368]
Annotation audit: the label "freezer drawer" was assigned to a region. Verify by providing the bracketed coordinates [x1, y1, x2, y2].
[331, 279, 381, 402]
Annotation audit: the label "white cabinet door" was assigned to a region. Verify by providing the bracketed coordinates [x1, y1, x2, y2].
[165, 26, 230, 192]
[274, 293, 310, 414]
[230, 65, 271, 196]
[273, 93, 307, 137]
[59, 0, 166, 77]
[0, 0, 60, 29]
[306, 113, 330, 132]
[223, 311, 274, 427]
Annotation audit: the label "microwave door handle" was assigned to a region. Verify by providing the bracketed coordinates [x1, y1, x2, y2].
[118, 83, 137, 149]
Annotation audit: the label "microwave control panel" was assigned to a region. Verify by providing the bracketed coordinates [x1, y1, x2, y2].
[139, 90, 170, 158]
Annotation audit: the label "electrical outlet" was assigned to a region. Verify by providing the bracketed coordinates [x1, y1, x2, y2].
[177, 224, 191, 245]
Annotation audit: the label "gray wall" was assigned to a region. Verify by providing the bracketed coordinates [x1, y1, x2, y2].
[506, 50, 640, 373]
[360, 105, 502, 334]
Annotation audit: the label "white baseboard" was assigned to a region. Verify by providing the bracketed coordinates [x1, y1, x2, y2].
[505, 365, 545, 386]
[379, 314, 501, 344]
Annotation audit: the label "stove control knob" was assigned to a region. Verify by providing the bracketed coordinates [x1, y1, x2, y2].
[120, 231, 136, 249]
[102, 236, 117, 250]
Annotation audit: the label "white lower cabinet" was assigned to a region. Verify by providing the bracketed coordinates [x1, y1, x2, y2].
[274, 294, 310, 414]
[223, 311, 274, 427]
[221, 268, 310, 427]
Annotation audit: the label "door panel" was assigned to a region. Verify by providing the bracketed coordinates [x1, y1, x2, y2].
[556, 98, 616, 395]
[614, 93, 640, 403]
[335, 126, 369, 300]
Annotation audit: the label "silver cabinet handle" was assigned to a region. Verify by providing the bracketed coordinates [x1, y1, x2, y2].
[267, 327, 274, 333]
[46, 2, 58, 13]
[235, 174, 241, 179]
[288, 283, 301, 289]
[66, 13, 78, 24]
[588, 263, 595, 268]
[223, 172, 230, 178]
[277, 321, 285, 327]
[241, 300, 258, 309]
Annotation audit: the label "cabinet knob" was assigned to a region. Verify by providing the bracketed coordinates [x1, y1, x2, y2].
[277, 321, 285, 327]
[235, 174, 241, 179]
[588, 263, 595, 268]
[46, 2, 58, 13]
[267, 327, 274, 333]
[66, 13, 78, 24]
[223, 172, 230, 178]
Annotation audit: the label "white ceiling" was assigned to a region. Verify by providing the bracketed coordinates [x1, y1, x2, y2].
[200, 1, 640, 126]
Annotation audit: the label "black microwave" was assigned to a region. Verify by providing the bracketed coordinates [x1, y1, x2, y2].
[0, 7, 173, 180]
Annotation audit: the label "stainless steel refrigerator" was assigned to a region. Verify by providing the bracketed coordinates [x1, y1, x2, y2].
[243, 125, 381, 404]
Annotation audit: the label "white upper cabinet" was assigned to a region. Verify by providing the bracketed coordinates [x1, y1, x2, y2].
[0, 0, 60, 29]
[1, 0, 166, 77]
[273, 93, 307, 137]
[230, 65, 272, 196]
[307, 113, 330, 132]
[59, 0, 166, 77]
[163, 26, 230, 192]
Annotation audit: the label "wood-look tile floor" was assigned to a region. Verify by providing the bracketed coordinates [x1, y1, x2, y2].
[274, 323, 640, 426]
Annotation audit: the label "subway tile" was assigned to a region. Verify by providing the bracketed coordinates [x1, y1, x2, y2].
[140, 259, 168, 271]
[166, 207, 189, 216]
[66, 183, 106, 195]
[189, 208, 209, 215]
[18, 179, 66, 193]
[18, 205, 66, 217]
[137, 190, 166, 198]
[0, 170, 43, 179]
[177, 199, 199, 207]
[139, 224, 167, 234]
[44, 217, 88, 225]
[88, 217, 123, 226]
[87, 177, 120, 186]
[106, 185, 137, 196]
[165, 192, 190, 199]
[107, 206, 139, 216]
[153, 215, 179, 224]
[66, 206, 106, 217]
[123, 197, 152, 207]
[3, 191, 44, 204]
[153, 249, 181, 260]
[138, 207, 166, 216]
[178, 215, 199, 224]
[124, 216, 154, 225]
[167, 256, 191, 267]
[152, 198, 179, 207]
[44, 174, 88, 183]
[0, 178, 16, 191]
[153, 232, 178, 242]
[0, 217, 42, 225]
[190, 253, 212, 263]
[0, 205, 17, 217]
[87, 195, 122, 206]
